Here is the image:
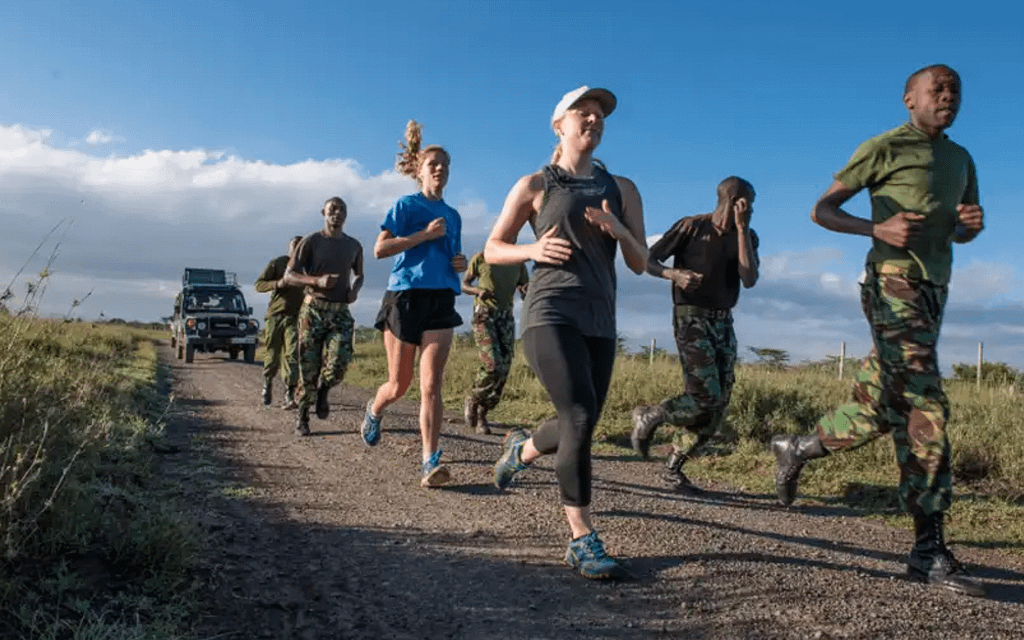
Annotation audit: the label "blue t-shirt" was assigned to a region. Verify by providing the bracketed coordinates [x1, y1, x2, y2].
[381, 193, 463, 293]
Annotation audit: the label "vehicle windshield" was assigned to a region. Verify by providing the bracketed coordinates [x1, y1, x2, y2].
[183, 290, 247, 313]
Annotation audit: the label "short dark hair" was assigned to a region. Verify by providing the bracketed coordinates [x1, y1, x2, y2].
[322, 196, 347, 213]
[716, 176, 755, 205]
[904, 64, 959, 94]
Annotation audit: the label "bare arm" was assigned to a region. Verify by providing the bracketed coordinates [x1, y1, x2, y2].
[347, 249, 364, 303]
[811, 180, 924, 249]
[733, 198, 758, 288]
[374, 217, 447, 259]
[461, 257, 488, 297]
[611, 177, 649, 274]
[484, 173, 572, 266]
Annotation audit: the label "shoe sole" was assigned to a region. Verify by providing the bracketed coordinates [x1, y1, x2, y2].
[421, 465, 451, 488]
[565, 555, 629, 580]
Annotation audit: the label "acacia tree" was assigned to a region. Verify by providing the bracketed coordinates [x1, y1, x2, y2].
[748, 346, 790, 369]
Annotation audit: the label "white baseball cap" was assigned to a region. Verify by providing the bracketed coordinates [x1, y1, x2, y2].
[551, 86, 617, 125]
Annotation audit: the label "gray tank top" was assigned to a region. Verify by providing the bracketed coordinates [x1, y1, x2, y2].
[522, 164, 623, 338]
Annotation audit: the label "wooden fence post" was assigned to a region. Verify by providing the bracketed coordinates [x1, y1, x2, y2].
[839, 341, 846, 380]
[649, 338, 656, 366]
[977, 342, 983, 389]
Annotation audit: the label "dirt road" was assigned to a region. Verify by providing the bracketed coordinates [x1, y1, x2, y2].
[157, 344, 1024, 639]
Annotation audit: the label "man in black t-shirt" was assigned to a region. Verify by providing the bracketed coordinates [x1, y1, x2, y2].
[282, 197, 364, 436]
[631, 177, 759, 494]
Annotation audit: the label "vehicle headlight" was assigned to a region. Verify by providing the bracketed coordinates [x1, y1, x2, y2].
[197, 321, 207, 330]
[238, 319, 247, 330]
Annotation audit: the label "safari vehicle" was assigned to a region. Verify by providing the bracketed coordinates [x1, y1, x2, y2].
[170, 268, 259, 364]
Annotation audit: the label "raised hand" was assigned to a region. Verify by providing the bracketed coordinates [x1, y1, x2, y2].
[872, 212, 924, 249]
[733, 197, 752, 229]
[317, 274, 340, 289]
[956, 203, 984, 234]
[584, 199, 625, 239]
[451, 253, 468, 272]
[422, 217, 447, 241]
[531, 226, 572, 265]
[668, 269, 703, 292]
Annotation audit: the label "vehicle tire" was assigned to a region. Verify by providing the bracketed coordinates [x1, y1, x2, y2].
[244, 344, 256, 364]
[185, 343, 195, 363]
[177, 338, 184, 360]
[229, 348, 239, 360]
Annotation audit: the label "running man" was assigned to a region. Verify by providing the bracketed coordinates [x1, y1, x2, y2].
[630, 177, 759, 494]
[254, 236, 305, 409]
[282, 197, 364, 437]
[770, 65, 987, 597]
[461, 251, 529, 434]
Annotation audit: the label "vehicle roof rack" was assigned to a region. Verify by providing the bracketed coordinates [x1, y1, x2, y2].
[182, 268, 237, 287]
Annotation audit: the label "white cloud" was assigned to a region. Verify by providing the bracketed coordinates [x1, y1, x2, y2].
[84, 129, 124, 146]
[1, 123, 1022, 370]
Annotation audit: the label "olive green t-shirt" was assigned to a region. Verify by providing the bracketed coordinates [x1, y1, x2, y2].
[254, 255, 305, 317]
[835, 123, 979, 285]
[290, 231, 363, 303]
[465, 252, 529, 312]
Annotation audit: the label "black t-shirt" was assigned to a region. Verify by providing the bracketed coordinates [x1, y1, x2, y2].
[290, 231, 363, 303]
[649, 213, 758, 310]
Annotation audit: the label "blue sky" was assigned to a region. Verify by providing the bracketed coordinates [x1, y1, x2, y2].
[1, 0, 1022, 369]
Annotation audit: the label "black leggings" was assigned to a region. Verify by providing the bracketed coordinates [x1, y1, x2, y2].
[523, 324, 617, 507]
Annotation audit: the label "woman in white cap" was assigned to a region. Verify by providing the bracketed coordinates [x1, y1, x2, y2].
[486, 86, 648, 579]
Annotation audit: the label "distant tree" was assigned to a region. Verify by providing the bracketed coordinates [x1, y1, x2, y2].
[638, 344, 667, 360]
[615, 333, 629, 355]
[748, 346, 790, 369]
[353, 325, 379, 344]
[952, 361, 1021, 386]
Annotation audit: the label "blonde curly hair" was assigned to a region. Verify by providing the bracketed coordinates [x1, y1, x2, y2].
[396, 120, 450, 181]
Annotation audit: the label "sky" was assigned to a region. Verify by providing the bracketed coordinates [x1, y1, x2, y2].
[1, 0, 1022, 370]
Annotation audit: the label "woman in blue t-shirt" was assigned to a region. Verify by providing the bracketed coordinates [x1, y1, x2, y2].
[362, 120, 467, 488]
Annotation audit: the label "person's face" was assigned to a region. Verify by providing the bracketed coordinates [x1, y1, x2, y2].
[555, 98, 605, 150]
[322, 201, 347, 228]
[905, 68, 961, 133]
[418, 149, 450, 192]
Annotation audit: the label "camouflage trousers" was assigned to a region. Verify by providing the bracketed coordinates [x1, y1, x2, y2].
[297, 299, 355, 413]
[662, 306, 737, 457]
[262, 313, 298, 386]
[817, 267, 951, 517]
[468, 306, 516, 411]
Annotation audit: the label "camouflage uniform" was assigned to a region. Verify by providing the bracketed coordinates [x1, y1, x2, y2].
[263, 314, 298, 387]
[817, 265, 951, 516]
[297, 299, 355, 414]
[469, 306, 517, 411]
[663, 305, 738, 457]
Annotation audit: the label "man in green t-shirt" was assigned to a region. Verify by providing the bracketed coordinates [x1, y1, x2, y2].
[770, 65, 986, 598]
[461, 252, 528, 434]
[254, 236, 305, 409]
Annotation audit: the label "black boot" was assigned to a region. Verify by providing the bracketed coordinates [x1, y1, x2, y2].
[261, 378, 273, 407]
[907, 511, 986, 597]
[295, 407, 311, 436]
[664, 451, 703, 494]
[475, 404, 491, 435]
[464, 396, 479, 433]
[770, 433, 829, 506]
[315, 385, 330, 420]
[631, 404, 667, 460]
[280, 385, 298, 410]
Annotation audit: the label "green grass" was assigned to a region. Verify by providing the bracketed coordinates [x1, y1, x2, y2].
[340, 333, 1024, 551]
[0, 316, 198, 639]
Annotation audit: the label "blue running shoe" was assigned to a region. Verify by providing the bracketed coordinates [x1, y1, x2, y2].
[565, 531, 628, 580]
[493, 428, 531, 489]
[361, 400, 381, 446]
[421, 449, 451, 488]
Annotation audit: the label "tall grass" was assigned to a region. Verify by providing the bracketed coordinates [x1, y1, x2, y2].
[343, 334, 1024, 505]
[0, 310, 196, 638]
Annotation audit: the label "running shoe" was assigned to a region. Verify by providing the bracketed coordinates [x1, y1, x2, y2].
[493, 428, 531, 489]
[421, 449, 451, 488]
[361, 400, 381, 446]
[565, 530, 628, 580]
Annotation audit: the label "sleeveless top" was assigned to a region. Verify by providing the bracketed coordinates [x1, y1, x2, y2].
[522, 164, 623, 338]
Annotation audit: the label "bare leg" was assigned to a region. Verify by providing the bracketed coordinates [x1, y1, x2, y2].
[373, 329, 416, 415]
[417, 328, 454, 461]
